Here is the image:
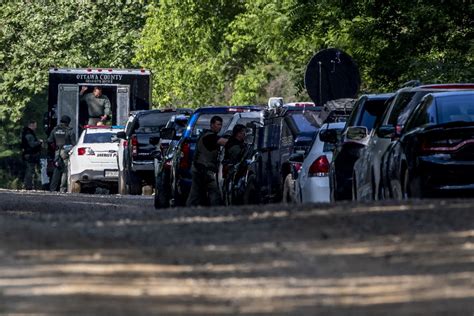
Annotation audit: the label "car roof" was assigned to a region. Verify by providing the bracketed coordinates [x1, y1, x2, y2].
[396, 83, 474, 94]
[427, 90, 474, 98]
[193, 105, 264, 113]
[361, 93, 395, 100]
[320, 122, 346, 130]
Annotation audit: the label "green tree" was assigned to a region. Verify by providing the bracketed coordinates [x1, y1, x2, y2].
[135, 1, 245, 108]
[0, 1, 147, 187]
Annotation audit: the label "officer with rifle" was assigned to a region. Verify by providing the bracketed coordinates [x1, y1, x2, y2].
[48, 115, 76, 192]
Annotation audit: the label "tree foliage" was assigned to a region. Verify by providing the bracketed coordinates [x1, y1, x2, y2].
[0, 1, 147, 148]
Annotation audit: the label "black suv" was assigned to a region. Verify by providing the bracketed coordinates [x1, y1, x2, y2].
[116, 109, 192, 195]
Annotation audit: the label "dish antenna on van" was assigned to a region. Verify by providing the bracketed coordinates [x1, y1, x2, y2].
[304, 48, 361, 107]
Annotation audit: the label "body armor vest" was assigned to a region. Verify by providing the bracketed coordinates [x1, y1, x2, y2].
[193, 130, 219, 172]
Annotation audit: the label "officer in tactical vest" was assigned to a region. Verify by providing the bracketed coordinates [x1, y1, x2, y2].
[80, 86, 112, 125]
[48, 115, 76, 192]
[186, 115, 228, 207]
[21, 120, 43, 190]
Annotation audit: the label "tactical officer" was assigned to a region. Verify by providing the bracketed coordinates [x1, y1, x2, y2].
[80, 86, 112, 125]
[21, 120, 43, 190]
[224, 124, 247, 165]
[186, 116, 228, 207]
[48, 115, 76, 192]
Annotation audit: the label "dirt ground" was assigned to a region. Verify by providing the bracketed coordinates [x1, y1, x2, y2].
[0, 189, 473, 315]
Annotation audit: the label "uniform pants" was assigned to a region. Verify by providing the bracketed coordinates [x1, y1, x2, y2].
[50, 156, 69, 193]
[24, 161, 39, 190]
[186, 165, 222, 207]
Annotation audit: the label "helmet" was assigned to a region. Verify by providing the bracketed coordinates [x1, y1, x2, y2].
[60, 115, 71, 124]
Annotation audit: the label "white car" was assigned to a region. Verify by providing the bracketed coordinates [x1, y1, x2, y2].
[68, 126, 123, 193]
[292, 122, 345, 203]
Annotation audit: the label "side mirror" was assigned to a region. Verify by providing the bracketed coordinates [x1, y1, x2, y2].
[149, 136, 160, 145]
[345, 126, 369, 142]
[319, 129, 338, 144]
[159, 127, 176, 140]
[116, 131, 126, 139]
[376, 125, 396, 138]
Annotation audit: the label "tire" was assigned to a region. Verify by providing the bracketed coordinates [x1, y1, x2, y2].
[118, 170, 128, 195]
[352, 172, 358, 201]
[127, 170, 141, 195]
[243, 175, 259, 205]
[71, 181, 81, 193]
[402, 168, 410, 199]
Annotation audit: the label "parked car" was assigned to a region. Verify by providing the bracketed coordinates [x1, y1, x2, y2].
[116, 108, 192, 195]
[329, 93, 393, 201]
[291, 122, 345, 203]
[67, 125, 123, 193]
[244, 103, 324, 204]
[352, 83, 474, 201]
[383, 91, 474, 198]
[168, 106, 263, 206]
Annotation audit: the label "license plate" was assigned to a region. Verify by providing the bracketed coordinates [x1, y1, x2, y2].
[104, 170, 119, 178]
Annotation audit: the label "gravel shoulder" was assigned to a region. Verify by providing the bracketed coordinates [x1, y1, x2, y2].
[0, 189, 473, 315]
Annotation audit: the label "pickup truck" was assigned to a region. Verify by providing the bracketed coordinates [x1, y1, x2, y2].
[116, 109, 192, 195]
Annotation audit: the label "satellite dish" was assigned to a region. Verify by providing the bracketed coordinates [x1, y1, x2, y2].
[304, 48, 361, 107]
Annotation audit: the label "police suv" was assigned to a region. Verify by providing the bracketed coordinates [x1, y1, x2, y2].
[67, 125, 123, 193]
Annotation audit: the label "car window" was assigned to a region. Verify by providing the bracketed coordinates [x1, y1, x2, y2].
[322, 128, 343, 152]
[346, 99, 362, 127]
[396, 91, 432, 126]
[437, 94, 474, 123]
[191, 113, 234, 137]
[83, 132, 117, 143]
[136, 112, 175, 132]
[285, 110, 320, 134]
[386, 91, 416, 125]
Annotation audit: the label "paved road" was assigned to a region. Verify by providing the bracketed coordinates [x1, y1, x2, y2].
[0, 189, 473, 315]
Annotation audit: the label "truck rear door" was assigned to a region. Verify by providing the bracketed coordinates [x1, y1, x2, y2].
[57, 84, 79, 139]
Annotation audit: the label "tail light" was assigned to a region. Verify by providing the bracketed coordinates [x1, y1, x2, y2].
[308, 155, 330, 177]
[131, 135, 138, 157]
[420, 138, 471, 154]
[293, 162, 303, 173]
[179, 142, 191, 170]
[78, 147, 95, 156]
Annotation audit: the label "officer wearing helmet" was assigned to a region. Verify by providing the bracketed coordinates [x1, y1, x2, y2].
[48, 115, 76, 192]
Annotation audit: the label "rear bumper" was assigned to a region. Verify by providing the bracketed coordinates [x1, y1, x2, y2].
[418, 156, 474, 193]
[300, 177, 330, 203]
[70, 169, 118, 184]
[131, 160, 154, 171]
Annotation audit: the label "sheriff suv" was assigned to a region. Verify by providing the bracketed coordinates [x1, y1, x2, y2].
[68, 125, 124, 194]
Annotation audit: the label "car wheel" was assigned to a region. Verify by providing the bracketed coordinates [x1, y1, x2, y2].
[352, 172, 358, 201]
[127, 170, 141, 195]
[243, 175, 259, 205]
[118, 170, 128, 195]
[71, 181, 81, 193]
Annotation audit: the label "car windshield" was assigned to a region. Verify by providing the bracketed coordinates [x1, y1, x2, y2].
[436, 94, 474, 124]
[83, 132, 117, 143]
[192, 113, 235, 137]
[286, 111, 320, 134]
[136, 112, 175, 132]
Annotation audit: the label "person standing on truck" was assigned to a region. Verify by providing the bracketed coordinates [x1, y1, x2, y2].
[80, 86, 112, 125]
[48, 115, 76, 192]
[21, 120, 43, 190]
[186, 115, 228, 207]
